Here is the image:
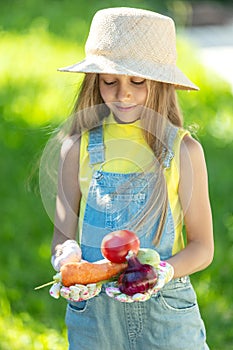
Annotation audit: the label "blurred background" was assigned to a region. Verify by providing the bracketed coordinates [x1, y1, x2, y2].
[0, 1, 232, 349]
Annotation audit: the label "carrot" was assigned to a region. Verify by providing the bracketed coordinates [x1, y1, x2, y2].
[60, 261, 127, 287]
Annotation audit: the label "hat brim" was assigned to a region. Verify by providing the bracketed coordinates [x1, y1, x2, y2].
[58, 55, 199, 91]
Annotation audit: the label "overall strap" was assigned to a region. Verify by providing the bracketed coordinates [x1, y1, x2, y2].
[163, 125, 179, 169]
[87, 125, 105, 165]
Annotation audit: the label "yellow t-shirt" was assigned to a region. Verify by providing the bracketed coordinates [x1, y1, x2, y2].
[79, 114, 187, 255]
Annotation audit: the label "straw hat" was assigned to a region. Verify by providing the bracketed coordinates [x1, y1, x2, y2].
[59, 7, 199, 91]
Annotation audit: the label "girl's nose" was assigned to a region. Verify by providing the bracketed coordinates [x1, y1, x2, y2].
[116, 84, 131, 101]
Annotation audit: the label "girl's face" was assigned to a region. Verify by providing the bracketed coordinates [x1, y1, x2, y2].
[99, 74, 148, 123]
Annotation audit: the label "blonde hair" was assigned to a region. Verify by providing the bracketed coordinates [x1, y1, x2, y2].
[141, 80, 183, 244]
[70, 73, 183, 245]
[70, 74, 106, 135]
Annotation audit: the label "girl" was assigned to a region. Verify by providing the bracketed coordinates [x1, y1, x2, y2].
[50, 7, 214, 350]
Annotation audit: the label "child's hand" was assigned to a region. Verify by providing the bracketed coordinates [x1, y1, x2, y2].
[51, 240, 82, 271]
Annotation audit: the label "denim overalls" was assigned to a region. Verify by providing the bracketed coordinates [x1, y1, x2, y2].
[65, 124, 209, 350]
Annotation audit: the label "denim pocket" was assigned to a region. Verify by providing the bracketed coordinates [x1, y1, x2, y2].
[105, 191, 147, 229]
[159, 283, 198, 313]
[68, 300, 89, 313]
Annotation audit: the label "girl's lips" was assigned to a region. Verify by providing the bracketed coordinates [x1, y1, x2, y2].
[109, 103, 142, 123]
[115, 104, 137, 112]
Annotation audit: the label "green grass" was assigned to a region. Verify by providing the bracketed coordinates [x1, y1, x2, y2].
[0, 283, 68, 350]
[1, 1, 233, 349]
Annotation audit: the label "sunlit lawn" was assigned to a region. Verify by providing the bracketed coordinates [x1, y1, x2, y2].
[1, 2, 233, 349]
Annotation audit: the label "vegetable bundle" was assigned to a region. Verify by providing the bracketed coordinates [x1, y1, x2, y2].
[35, 230, 168, 302]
